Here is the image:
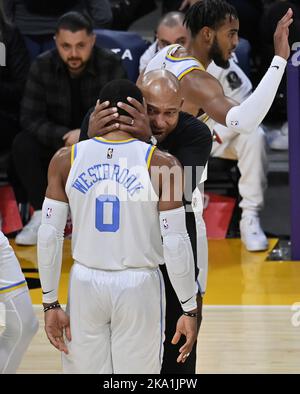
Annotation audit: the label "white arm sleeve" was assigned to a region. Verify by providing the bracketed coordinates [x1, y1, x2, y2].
[226, 56, 287, 134]
[37, 198, 69, 304]
[160, 206, 197, 312]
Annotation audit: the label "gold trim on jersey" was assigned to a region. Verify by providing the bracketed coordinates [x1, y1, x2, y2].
[0, 281, 27, 294]
[199, 113, 210, 124]
[165, 46, 205, 70]
[178, 66, 204, 80]
[147, 145, 157, 169]
[71, 144, 76, 166]
[94, 137, 136, 144]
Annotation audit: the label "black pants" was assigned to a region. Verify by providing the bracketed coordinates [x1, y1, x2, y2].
[0, 111, 20, 151]
[160, 264, 202, 374]
[12, 132, 56, 210]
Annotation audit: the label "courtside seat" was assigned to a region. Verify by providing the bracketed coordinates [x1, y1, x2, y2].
[234, 37, 251, 77]
[0, 150, 10, 184]
[206, 157, 241, 236]
[94, 29, 150, 82]
[206, 157, 240, 197]
[24, 35, 56, 61]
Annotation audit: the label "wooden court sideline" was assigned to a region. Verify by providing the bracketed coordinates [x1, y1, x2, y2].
[1, 238, 300, 373]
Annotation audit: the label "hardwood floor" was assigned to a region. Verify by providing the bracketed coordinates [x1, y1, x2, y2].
[1, 239, 299, 373]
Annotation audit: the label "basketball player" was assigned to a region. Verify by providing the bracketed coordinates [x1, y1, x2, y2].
[141, 0, 291, 306]
[0, 231, 38, 374]
[37, 79, 198, 374]
[144, 0, 292, 130]
[79, 70, 212, 374]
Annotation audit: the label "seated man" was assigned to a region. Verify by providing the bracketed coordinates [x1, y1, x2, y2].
[139, 11, 189, 72]
[13, 11, 126, 245]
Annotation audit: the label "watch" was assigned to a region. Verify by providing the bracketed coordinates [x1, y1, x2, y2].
[149, 135, 158, 146]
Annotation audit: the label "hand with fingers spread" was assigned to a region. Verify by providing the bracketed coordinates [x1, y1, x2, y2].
[44, 305, 71, 354]
[116, 97, 152, 142]
[172, 312, 197, 363]
[87, 100, 120, 139]
[274, 8, 293, 60]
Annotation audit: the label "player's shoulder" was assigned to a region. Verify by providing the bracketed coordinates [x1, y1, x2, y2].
[151, 147, 182, 170]
[49, 146, 72, 175]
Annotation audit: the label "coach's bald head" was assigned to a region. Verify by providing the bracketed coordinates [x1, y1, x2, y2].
[138, 70, 183, 143]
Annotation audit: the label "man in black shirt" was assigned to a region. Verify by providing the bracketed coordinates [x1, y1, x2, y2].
[79, 70, 212, 374]
[13, 11, 126, 245]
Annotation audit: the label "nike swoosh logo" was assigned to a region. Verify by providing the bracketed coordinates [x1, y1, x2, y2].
[42, 290, 54, 295]
[181, 296, 193, 305]
[271, 65, 279, 69]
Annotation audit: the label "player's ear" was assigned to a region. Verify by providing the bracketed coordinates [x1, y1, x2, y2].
[180, 98, 184, 109]
[201, 27, 213, 43]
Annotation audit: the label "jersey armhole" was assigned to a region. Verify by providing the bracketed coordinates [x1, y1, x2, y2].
[71, 144, 78, 166]
[145, 145, 157, 169]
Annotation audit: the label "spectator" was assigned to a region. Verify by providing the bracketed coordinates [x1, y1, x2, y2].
[0, 0, 29, 154]
[139, 11, 189, 73]
[4, 0, 112, 56]
[12, 11, 127, 245]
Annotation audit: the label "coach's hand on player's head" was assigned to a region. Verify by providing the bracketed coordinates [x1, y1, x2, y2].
[44, 307, 71, 354]
[274, 7, 293, 60]
[171, 313, 197, 363]
[117, 97, 152, 142]
[87, 100, 121, 138]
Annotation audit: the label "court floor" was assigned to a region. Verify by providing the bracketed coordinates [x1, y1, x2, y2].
[3, 238, 300, 373]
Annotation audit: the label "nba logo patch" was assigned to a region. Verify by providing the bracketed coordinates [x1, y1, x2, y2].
[107, 148, 113, 159]
[46, 208, 52, 218]
[163, 218, 169, 229]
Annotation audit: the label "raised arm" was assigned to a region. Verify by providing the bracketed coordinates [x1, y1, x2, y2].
[184, 8, 293, 133]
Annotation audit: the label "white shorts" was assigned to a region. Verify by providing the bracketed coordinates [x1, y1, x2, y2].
[62, 262, 166, 374]
[0, 231, 27, 302]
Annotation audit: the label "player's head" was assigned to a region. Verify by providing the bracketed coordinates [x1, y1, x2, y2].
[99, 79, 144, 118]
[55, 12, 96, 75]
[139, 70, 183, 143]
[184, 0, 239, 68]
[156, 11, 191, 50]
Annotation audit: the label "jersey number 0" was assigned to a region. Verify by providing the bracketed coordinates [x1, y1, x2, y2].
[95, 195, 120, 233]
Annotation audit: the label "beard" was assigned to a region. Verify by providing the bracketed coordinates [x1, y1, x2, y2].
[67, 58, 83, 66]
[209, 37, 230, 69]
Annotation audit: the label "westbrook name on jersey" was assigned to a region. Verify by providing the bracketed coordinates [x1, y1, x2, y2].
[66, 137, 164, 271]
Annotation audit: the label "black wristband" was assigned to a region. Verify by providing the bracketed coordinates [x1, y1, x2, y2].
[43, 302, 61, 313]
[183, 311, 198, 318]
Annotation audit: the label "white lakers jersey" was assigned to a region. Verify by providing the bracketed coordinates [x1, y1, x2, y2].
[65, 137, 164, 271]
